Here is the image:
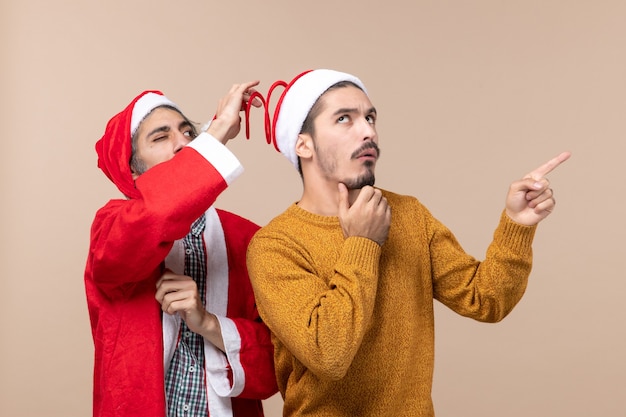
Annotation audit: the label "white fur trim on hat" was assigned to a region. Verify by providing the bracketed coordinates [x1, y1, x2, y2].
[130, 92, 179, 136]
[274, 69, 367, 170]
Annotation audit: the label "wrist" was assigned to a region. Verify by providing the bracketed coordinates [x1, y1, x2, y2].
[200, 313, 225, 352]
[205, 119, 229, 144]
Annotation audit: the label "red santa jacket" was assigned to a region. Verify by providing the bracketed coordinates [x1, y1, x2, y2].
[85, 131, 277, 417]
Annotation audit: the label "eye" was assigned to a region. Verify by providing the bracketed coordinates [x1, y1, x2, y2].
[183, 128, 198, 139]
[337, 115, 350, 124]
[153, 135, 167, 142]
[366, 114, 376, 124]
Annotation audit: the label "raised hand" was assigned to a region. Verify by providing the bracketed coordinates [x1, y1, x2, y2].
[337, 183, 391, 246]
[207, 80, 261, 144]
[505, 151, 571, 226]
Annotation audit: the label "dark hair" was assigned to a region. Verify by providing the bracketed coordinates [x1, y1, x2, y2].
[299, 81, 363, 137]
[129, 105, 197, 176]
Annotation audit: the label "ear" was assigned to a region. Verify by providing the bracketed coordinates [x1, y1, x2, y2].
[295, 133, 314, 160]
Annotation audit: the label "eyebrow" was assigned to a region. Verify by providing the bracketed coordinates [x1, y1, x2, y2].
[145, 120, 193, 139]
[145, 125, 170, 138]
[331, 106, 377, 116]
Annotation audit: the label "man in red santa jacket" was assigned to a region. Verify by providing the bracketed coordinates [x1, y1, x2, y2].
[84, 81, 278, 417]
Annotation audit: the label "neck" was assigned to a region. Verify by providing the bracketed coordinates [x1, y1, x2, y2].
[298, 181, 363, 216]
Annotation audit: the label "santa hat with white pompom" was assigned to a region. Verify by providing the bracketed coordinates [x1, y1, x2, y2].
[96, 90, 179, 199]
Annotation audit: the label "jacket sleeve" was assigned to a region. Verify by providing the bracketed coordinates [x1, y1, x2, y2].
[88, 133, 243, 296]
[430, 209, 536, 322]
[201, 210, 278, 399]
[205, 316, 278, 400]
[247, 231, 381, 381]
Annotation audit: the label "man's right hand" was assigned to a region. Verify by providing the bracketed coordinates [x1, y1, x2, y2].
[337, 183, 391, 246]
[155, 269, 225, 352]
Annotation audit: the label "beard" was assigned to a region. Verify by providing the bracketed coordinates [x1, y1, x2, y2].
[313, 138, 380, 190]
[130, 154, 148, 177]
[342, 163, 376, 190]
[343, 141, 379, 189]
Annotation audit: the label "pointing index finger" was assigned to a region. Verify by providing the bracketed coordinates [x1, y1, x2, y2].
[526, 151, 571, 180]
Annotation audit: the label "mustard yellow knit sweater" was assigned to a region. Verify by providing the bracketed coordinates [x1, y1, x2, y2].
[247, 189, 536, 417]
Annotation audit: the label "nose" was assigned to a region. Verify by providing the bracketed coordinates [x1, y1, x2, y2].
[357, 117, 377, 142]
[173, 131, 192, 153]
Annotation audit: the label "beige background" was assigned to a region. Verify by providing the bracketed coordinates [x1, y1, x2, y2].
[1, 1, 624, 416]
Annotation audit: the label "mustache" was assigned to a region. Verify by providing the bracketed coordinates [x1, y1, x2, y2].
[351, 142, 380, 160]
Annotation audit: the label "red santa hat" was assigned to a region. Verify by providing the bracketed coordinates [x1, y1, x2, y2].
[245, 69, 367, 170]
[274, 70, 367, 170]
[95, 91, 179, 199]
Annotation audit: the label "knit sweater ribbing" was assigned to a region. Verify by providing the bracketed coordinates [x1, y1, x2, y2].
[246, 189, 536, 417]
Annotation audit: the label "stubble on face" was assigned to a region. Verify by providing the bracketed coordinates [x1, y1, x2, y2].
[313, 138, 380, 190]
[344, 141, 380, 189]
[304, 84, 381, 191]
[342, 168, 375, 190]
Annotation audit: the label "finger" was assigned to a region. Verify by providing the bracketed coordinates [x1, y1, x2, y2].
[156, 280, 176, 302]
[363, 188, 383, 209]
[156, 276, 194, 302]
[221, 81, 260, 112]
[531, 195, 556, 214]
[355, 186, 375, 204]
[374, 195, 388, 214]
[242, 86, 260, 97]
[247, 92, 263, 108]
[161, 289, 195, 313]
[158, 273, 192, 285]
[524, 178, 549, 197]
[155, 283, 175, 304]
[247, 87, 264, 108]
[525, 151, 571, 180]
[337, 183, 350, 215]
[242, 80, 260, 91]
[156, 268, 174, 287]
[236, 81, 261, 97]
[527, 188, 554, 208]
[242, 84, 262, 108]
[162, 297, 183, 315]
[372, 188, 384, 205]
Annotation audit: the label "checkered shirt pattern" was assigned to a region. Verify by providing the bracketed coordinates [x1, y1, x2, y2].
[165, 214, 209, 416]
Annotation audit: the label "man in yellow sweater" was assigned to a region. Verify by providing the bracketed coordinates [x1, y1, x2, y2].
[246, 69, 570, 416]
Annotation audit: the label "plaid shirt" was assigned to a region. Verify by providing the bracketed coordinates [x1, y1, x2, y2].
[165, 215, 208, 416]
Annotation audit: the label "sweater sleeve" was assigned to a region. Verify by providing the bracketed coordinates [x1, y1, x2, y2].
[88, 133, 242, 296]
[430, 210, 536, 322]
[247, 229, 381, 381]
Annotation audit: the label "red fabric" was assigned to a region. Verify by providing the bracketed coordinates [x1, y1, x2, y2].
[86, 101, 277, 416]
[95, 90, 163, 199]
[217, 210, 278, 401]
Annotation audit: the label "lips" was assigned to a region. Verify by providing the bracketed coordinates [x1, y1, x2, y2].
[352, 143, 380, 160]
[357, 150, 377, 159]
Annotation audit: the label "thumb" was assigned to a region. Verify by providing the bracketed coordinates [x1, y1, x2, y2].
[157, 268, 174, 287]
[337, 183, 350, 216]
